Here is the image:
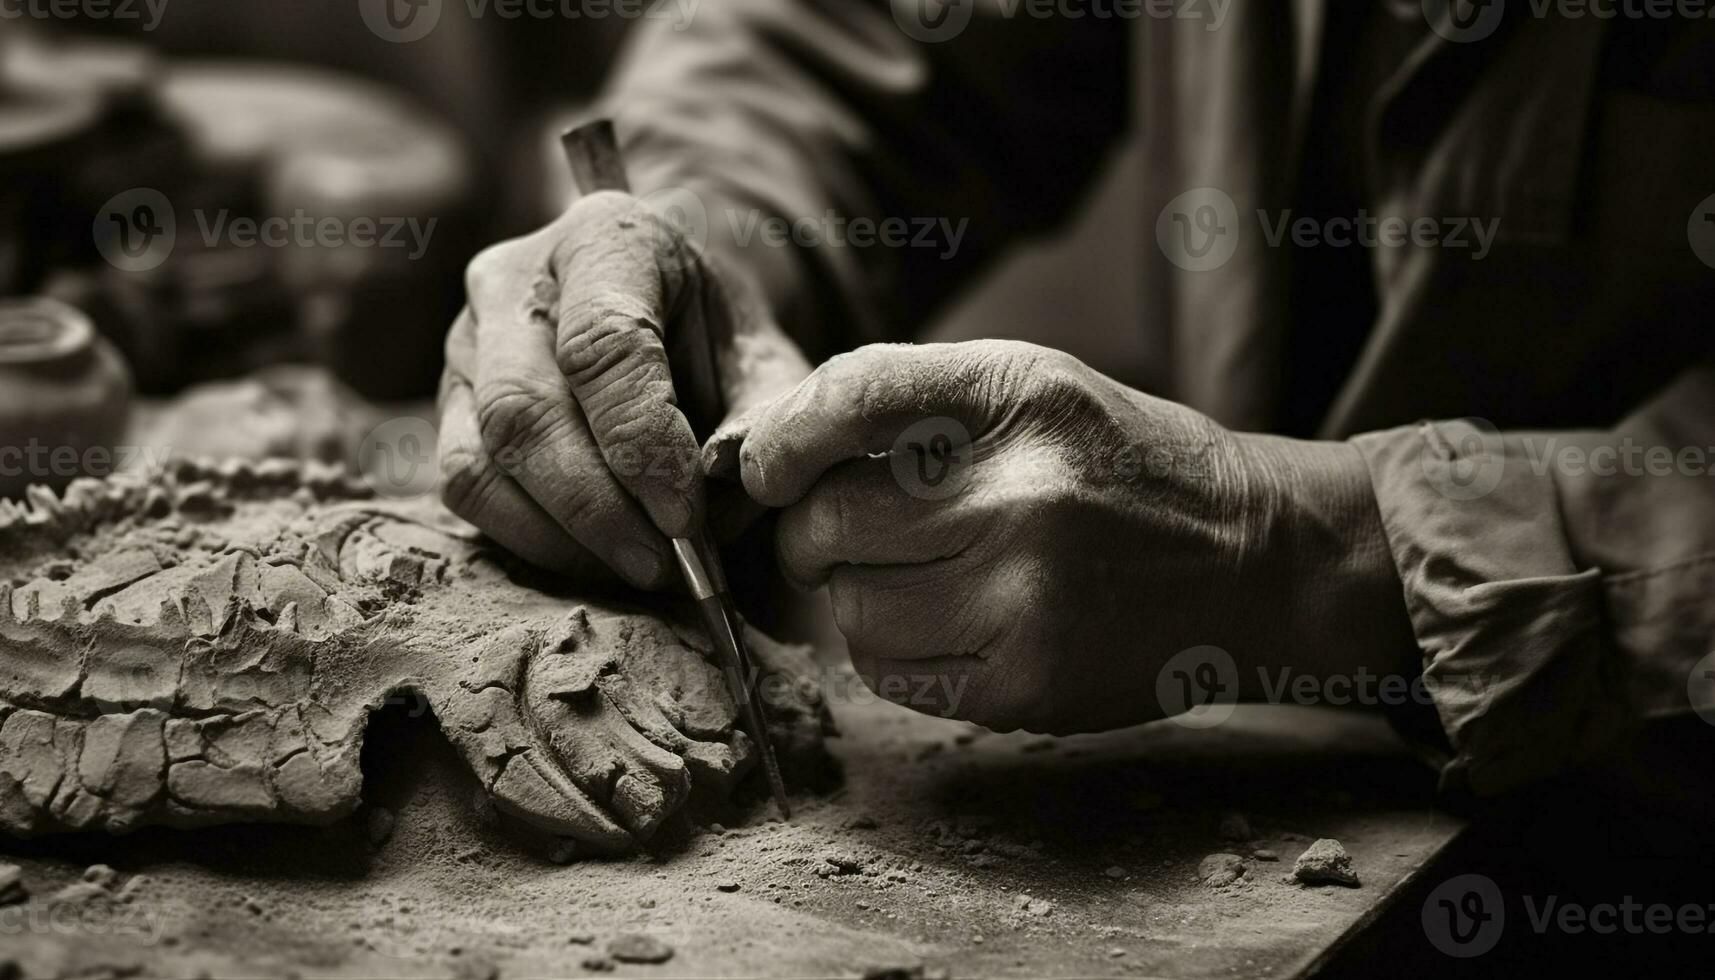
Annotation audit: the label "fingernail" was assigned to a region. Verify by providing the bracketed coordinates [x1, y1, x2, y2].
[618, 543, 668, 587]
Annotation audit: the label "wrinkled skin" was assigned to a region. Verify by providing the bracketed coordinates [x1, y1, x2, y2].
[437, 190, 811, 588]
[0, 460, 828, 853]
[739, 340, 1413, 735]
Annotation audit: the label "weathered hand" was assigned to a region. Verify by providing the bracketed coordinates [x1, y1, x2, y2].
[739, 341, 1410, 734]
[436, 191, 811, 587]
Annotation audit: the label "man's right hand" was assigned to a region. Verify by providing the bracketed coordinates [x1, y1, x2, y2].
[435, 190, 811, 588]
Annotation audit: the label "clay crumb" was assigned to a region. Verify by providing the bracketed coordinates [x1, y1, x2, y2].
[451, 956, 499, 980]
[607, 934, 673, 964]
[1251, 849, 1279, 862]
[1012, 894, 1054, 917]
[1197, 853, 1247, 888]
[862, 967, 948, 980]
[82, 864, 119, 889]
[1293, 838, 1360, 887]
[48, 881, 110, 907]
[1218, 811, 1253, 842]
[366, 807, 396, 846]
[0, 865, 26, 906]
[821, 852, 863, 875]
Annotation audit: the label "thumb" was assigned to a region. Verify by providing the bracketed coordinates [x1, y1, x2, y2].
[738, 341, 1017, 508]
[699, 257, 813, 481]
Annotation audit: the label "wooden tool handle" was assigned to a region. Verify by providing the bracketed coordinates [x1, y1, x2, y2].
[561, 120, 632, 196]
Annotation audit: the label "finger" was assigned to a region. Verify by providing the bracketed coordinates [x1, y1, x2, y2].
[466, 253, 675, 590]
[775, 455, 982, 588]
[553, 191, 706, 538]
[437, 373, 614, 579]
[434, 626, 636, 852]
[443, 304, 478, 379]
[825, 562, 1006, 664]
[740, 342, 1014, 507]
[847, 650, 988, 722]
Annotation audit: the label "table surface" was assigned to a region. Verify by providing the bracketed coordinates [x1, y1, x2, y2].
[3, 672, 1463, 980]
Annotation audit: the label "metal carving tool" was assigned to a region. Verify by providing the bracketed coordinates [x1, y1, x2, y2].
[560, 119, 791, 819]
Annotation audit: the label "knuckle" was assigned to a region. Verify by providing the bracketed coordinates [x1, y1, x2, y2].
[775, 514, 825, 589]
[475, 379, 562, 457]
[558, 300, 654, 375]
[438, 445, 496, 519]
[464, 239, 525, 299]
[553, 479, 618, 532]
[828, 577, 870, 647]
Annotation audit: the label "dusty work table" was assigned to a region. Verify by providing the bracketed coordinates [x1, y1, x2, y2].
[2, 632, 1462, 979]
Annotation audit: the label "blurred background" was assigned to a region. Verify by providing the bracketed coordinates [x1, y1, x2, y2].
[0, 8, 1144, 501]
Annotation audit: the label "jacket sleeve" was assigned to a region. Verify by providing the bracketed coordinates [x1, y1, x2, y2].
[600, 0, 1129, 360]
[1352, 364, 1715, 797]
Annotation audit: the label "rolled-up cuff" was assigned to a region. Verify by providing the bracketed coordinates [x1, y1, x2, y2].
[1352, 422, 1632, 797]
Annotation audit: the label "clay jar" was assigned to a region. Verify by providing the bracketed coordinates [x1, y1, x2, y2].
[0, 298, 133, 500]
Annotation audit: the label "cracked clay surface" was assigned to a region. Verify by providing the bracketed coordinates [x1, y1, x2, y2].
[0, 459, 830, 854]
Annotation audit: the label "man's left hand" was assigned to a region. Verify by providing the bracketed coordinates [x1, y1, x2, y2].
[739, 341, 1415, 733]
